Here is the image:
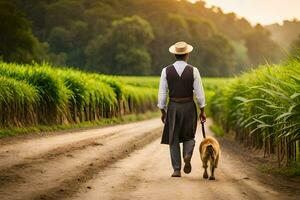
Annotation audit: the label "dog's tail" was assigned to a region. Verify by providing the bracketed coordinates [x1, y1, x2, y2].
[207, 144, 214, 155]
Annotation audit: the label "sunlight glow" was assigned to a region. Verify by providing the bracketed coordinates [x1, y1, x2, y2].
[189, 0, 300, 25]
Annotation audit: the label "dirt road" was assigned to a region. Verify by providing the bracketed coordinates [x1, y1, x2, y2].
[0, 118, 299, 200]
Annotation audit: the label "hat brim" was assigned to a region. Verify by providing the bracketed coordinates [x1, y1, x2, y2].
[169, 44, 193, 54]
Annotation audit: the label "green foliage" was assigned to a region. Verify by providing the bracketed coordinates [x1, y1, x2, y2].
[290, 34, 300, 57]
[259, 162, 300, 177]
[209, 124, 224, 137]
[0, 61, 158, 129]
[229, 40, 250, 71]
[266, 19, 300, 49]
[116, 76, 160, 88]
[83, 1, 120, 36]
[198, 34, 235, 76]
[0, 62, 70, 124]
[0, 0, 47, 63]
[85, 15, 154, 75]
[0, 76, 39, 127]
[5, 0, 286, 76]
[211, 59, 300, 166]
[48, 27, 71, 53]
[244, 25, 283, 66]
[45, 0, 85, 30]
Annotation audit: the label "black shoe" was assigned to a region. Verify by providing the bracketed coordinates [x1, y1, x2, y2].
[171, 170, 181, 177]
[183, 155, 192, 174]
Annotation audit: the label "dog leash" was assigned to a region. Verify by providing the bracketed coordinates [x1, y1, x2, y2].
[201, 121, 206, 139]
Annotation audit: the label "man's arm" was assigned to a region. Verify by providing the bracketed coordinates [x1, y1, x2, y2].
[157, 68, 168, 123]
[193, 68, 206, 123]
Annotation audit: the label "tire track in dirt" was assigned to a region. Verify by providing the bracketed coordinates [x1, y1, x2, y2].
[0, 119, 163, 200]
[71, 137, 263, 200]
[0, 119, 160, 170]
[33, 128, 162, 200]
[1, 118, 299, 200]
[68, 119, 298, 200]
[0, 121, 159, 187]
[0, 132, 119, 182]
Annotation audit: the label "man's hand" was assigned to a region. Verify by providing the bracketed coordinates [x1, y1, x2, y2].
[160, 109, 166, 124]
[200, 108, 206, 123]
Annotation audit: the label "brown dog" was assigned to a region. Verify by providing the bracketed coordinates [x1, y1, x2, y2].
[199, 136, 220, 180]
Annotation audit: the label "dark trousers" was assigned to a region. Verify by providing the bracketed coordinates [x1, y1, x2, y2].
[169, 131, 195, 171]
[161, 101, 197, 171]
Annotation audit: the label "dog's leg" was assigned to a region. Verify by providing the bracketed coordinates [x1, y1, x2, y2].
[215, 153, 219, 168]
[209, 165, 215, 180]
[202, 158, 208, 179]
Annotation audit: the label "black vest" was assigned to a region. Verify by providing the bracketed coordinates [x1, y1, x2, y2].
[166, 64, 194, 98]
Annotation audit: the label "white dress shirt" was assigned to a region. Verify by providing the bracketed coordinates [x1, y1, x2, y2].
[157, 61, 206, 109]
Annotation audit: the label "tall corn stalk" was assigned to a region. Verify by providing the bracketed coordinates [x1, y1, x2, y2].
[211, 59, 300, 166]
[0, 62, 158, 130]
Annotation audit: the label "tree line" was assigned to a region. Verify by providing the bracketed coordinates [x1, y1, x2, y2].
[1, 0, 298, 76]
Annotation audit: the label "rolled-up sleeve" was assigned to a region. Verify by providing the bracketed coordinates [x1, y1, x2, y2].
[193, 67, 206, 108]
[157, 68, 168, 109]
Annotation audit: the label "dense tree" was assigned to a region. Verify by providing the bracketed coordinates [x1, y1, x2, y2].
[13, 0, 48, 39]
[245, 25, 283, 66]
[85, 16, 154, 75]
[47, 18, 89, 67]
[229, 40, 249, 72]
[290, 34, 300, 58]
[0, 0, 47, 63]
[48, 27, 70, 54]
[45, 0, 85, 34]
[83, 2, 119, 36]
[266, 19, 300, 49]
[197, 34, 235, 76]
[149, 14, 192, 73]
[1, 0, 289, 76]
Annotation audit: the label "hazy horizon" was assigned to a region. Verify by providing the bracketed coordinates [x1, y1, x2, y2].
[190, 0, 300, 25]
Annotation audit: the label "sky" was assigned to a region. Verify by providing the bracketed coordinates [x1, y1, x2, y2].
[190, 0, 300, 25]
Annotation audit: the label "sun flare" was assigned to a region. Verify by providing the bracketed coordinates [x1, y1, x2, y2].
[190, 0, 300, 25]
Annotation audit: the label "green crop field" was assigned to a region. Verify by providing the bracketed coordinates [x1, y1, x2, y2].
[210, 59, 300, 167]
[0, 62, 158, 131]
[0, 62, 227, 134]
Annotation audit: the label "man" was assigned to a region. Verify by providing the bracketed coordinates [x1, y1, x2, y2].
[157, 41, 206, 177]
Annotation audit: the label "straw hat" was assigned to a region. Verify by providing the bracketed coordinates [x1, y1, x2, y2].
[169, 41, 193, 55]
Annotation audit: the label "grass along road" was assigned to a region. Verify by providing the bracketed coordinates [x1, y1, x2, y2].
[0, 118, 299, 200]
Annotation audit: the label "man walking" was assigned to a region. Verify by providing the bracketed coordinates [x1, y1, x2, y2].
[157, 41, 206, 177]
